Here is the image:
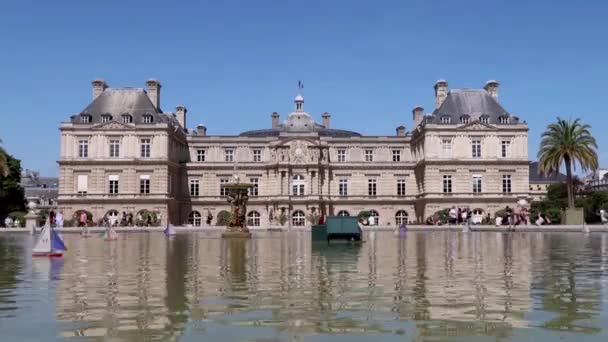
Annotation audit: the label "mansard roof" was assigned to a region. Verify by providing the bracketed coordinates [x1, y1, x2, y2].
[70, 88, 179, 126]
[239, 127, 361, 138]
[426, 89, 519, 125]
[529, 162, 567, 184]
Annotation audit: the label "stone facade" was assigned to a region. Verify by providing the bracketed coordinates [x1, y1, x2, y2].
[58, 79, 530, 226]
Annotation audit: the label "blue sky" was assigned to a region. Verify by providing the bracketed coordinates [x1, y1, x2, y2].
[0, 0, 606, 176]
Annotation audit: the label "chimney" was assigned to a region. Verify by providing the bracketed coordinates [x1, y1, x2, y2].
[434, 79, 448, 109]
[196, 124, 207, 136]
[271, 112, 280, 128]
[412, 106, 424, 126]
[396, 126, 406, 136]
[322, 112, 331, 128]
[484, 80, 499, 99]
[175, 105, 187, 129]
[146, 79, 161, 109]
[92, 79, 108, 99]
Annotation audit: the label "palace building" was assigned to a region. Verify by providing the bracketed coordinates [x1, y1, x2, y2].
[57, 79, 529, 227]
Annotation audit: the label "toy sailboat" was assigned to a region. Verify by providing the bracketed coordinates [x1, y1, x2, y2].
[32, 225, 67, 257]
[164, 224, 176, 236]
[104, 225, 118, 241]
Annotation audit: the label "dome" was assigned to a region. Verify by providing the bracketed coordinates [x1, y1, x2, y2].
[294, 94, 304, 102]
[283, 112, 319, 132]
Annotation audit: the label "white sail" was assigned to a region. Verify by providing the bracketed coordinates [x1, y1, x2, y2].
[33, 226, 52, 253]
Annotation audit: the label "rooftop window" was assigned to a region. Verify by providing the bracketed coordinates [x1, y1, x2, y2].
[460, 115, 470, 124]
[440, 116, 452, 124]
[142, 114, 154, 124]
[101, 114, 112, 123]
[499, 116, 510, 124]
[122, 114, 133, 124]
[80, 115, 92, 123]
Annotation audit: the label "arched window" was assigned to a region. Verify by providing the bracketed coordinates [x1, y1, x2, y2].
[460, 115, 470, 124]
[101, 114, 113, 123]
[369, 210, 379, 225]
[142, 114, 154, 124]
[292, 175, 305, 196]
[122, 114, 133, 124]
[440, 116, 452, 124]
[337, 210, 350, 217]
[188, 211, 202, 226]
[395, 210, 408, 225]
[105, 210, 120, 225]
[292, 210, 305, 226]
[247, 211, 260, 227]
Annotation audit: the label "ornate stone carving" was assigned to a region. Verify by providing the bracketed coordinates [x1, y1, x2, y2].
[93, 121, 131, 130]
[289, 140, 309, 164]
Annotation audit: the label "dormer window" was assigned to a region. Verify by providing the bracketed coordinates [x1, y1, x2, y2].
[460, 115, 470, 124]
[142, 114, 154, 124]
[480, 115, 490, 124]
[101, 114, 112, 123]
[122, 114, 133, 124]
[440, 116, 452, 124]
[80, 115, 92, 123]
[499, 116, 510, 124]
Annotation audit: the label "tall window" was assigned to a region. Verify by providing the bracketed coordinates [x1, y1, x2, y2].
[472, 175, 482, 193]
[337, 149, 346, 162]
[140, 175, 150, 194]
[292, 210, 305, 226]
[220, 178, 229, 196]
[441, 139, 452, 159]
[339, 179, 348, 196]
[292, 175, 305, 196]
[368, 178, 377, 196]
[252, 149, 262, 162]
[109, 139, 120, 158]
[365, 149, 374, 162]
[501, 141, 511, 158]
[395, 210, 408, 225]
[78, 139, 89, 158]
[225, 149, 234, 162]
[471, 139, 481, 158]
[397, 179, 406, 197]
[502, 175, 512, 193]
[140, 138, 151, 158]
[443, 175, 452, 193]
[189, 179, 199, 196]
[247, 211, 261, 227]
[196, 149, 206, 162]
[109, 175, 119, 194]
[392, 149, 401, 162]
[249, 178, 259, 197]
[77, 174, 88, 194]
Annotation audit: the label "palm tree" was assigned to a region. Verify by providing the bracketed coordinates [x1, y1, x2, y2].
[0, 138, 10, 178]
[538, 117, 598, 209]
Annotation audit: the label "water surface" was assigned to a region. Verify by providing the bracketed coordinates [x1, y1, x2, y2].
[1, 231, 608, 341]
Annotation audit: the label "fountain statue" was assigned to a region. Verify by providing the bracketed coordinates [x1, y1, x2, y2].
[222, 163, 254, 238]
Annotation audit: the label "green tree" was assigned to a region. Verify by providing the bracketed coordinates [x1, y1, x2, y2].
[0, 146, 26, 220]
[0, 139, 10, 178]
[538, 117, 598, 209]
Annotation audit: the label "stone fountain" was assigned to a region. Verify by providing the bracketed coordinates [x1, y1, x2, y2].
[221, 173, 254, 239]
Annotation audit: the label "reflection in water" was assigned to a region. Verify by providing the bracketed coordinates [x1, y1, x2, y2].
[1, 232, 608, 341]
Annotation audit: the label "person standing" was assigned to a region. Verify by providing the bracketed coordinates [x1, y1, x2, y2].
[600, 209, 608, 225]
[55, 211, 64, 228]
[4, 216, 12, 228]
[79, 211, 89, 236]
[449, 206, 457, 225]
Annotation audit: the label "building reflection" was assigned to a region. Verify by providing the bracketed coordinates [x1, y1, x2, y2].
[48, 231, 608, 340]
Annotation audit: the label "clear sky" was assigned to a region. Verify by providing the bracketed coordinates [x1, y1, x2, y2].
[0, 0, 606, 176]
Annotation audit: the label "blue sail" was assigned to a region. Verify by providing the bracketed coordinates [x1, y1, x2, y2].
[50, 229, 68, 251]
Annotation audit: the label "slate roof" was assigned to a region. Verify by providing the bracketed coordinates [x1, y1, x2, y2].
[529, 162, 567, 183]
[239, 127, 362, 138]
[425, 89, 519, 125]
[70, 88, 179, 126]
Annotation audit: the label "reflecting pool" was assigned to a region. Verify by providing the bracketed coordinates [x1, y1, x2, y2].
[1, 231, 608, 341]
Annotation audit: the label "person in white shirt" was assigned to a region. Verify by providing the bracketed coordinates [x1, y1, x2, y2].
[368, 215, 375, 226]
[55, 212, 64, 228]
[4, 216, 12, 228]
[449, 207, 457, 224]
[600, 209, 608, 225]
